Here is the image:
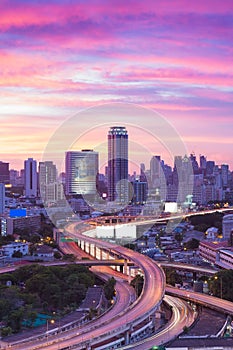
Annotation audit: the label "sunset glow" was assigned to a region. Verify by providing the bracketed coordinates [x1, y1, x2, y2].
[1, 0, 232, 170]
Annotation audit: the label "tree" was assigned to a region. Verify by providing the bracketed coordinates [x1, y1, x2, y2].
[130, 275, 144, 297]
[1, 326, 12, 337]
[62, 254, 76, 262]
[209, 270, 233, 301]
[104, 277, 116, 300]
[12, 250, 23, 258]
[165, 268, 182, 286]
[184, 238, 199, 250]
[54, 251, 62, 259]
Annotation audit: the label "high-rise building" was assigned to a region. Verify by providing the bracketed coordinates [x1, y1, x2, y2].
[200, 155, 207, 174]
[150, 156, 161, 187]
[221, 164, 229, 187]
[39, 161, 57, 185]
[24, 158, 37, 197]
[108, 126, 128, 203]
[189, 153, 199, 174]
[0, 161, 10, 184]
[206, 161, 215, 176]
[9, 169, 19, 186]
[0, 183, 5, 214]
[132, 180, 147, 204]
[39, 161, 64, 204]
[65, 150, 98, 196]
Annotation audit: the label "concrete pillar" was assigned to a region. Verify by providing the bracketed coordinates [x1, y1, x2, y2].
[125, 330, 130, 345]
[123, 259, 128, 275]
[100, 248, 103, 260]
[94, 245, 97, 258]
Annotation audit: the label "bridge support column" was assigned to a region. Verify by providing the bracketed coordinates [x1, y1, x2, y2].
[123, 259, 128, 275]
[94, 245, 97, 258]
[193, 271, 197, 281]
[125, 330, 130, 345]
[150, 313, 156, 331]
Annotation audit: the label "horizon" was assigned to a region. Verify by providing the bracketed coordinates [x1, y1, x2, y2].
[0, 1, 232, 170]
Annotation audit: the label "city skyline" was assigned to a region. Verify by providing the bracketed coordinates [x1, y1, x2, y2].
[1, 1, 233, 169]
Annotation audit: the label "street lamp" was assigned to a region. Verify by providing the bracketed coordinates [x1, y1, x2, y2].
[46, 318, 55, 343]
[214, 276, 223, 299]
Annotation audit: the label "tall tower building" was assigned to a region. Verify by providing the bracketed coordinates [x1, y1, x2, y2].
[65, 150, 98, 196]
[24, 158, 37, 197]
[0, 183, 5, 214]
[108, 126, 128, 203]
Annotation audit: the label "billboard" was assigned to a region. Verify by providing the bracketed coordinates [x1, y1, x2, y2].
[10, 208, 27, 218]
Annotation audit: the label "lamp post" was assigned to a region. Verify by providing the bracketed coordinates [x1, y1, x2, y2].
[46, 318, 55, 344]
[214, 276, 223, 299]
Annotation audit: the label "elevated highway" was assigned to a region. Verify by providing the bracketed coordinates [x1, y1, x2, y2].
[166, 286, 233, 316]
[160, 262, 217, 276]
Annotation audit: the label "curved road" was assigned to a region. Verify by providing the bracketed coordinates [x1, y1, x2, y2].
[121, 295, 196, 350]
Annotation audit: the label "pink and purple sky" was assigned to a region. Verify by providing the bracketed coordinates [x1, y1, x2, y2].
[0, 0, 233, 171]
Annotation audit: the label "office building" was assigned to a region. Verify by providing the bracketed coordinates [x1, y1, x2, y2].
[108, 126, 128, 203]
[65, 150, 99, 196]
[24, 158, 37, 197]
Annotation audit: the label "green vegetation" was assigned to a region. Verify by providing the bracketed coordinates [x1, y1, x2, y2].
[184, 238, 200, 250]
[0, 235, 15, 246]
[189, 212, 223, 234]
[130, 274, 144, 297]
[104, 277, 116, 301]
[164, 267, 182, 286]
[0, 264, 96, 336]
[209, 270, 233, 301]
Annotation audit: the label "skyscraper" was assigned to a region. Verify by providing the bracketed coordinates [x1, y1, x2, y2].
[65, 150, 98, 196]
[108, 126, 128, 203]
[24, 158, 37, 197]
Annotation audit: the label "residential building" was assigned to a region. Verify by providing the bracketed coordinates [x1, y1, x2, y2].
[2, 242, 29, 257]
